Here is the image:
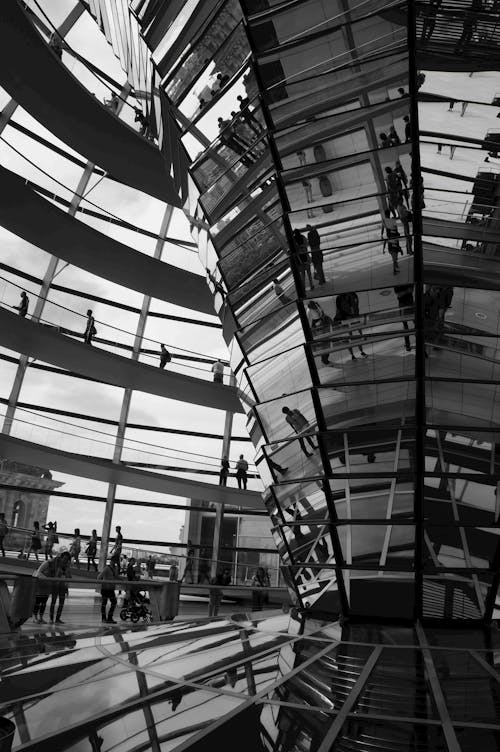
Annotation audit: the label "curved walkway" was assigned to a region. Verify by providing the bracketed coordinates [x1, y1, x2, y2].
[0, 434, 261, 509]
[424, 243, 500, 290]
[0, 0, 179, 205]
[0, 165, 213, 315]
[0, 307, 243, 413]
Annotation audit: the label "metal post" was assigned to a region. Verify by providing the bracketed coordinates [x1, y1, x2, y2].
[99, 204, 174, 569]
[210, 374, 235, 579]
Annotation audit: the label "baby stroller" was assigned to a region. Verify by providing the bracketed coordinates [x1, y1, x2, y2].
[120, 589, 152, 623]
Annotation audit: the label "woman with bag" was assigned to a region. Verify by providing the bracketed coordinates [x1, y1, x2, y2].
[86, 529, 98, 571]
[381, 209, 402, 275]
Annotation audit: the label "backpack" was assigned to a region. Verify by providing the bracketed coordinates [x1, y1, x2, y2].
[91, 324, 97, 336]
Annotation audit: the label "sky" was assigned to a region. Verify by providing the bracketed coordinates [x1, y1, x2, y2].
[0, 0, 262, 551]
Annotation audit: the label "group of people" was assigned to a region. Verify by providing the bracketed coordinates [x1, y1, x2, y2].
[216, 95, 264, 167]
[219, 454, 250, 489]
[292, 225, 326, 291]
[306, 292, 368, 366]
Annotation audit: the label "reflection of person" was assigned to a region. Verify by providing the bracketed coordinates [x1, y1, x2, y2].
[307, 225, 325, 284]
[282, 406, 318, 458]
[181, 541, 194, 583]
[334, 293, 368, 359]
[209, 568, 231, 616]
[394, 284, 414, 352]
[33, 551, 72, 625]
[293, 229, 314, 291]
[420, 0, 442, 42]
[455, 0, 481, 53]
[307, 301, 331, 365]
[272, 278, 292, 306]
[268, 457, 288, 477]
[381, 209, 402, 275]
[397, 200, 413, 255]
[251, 567, 270, 610]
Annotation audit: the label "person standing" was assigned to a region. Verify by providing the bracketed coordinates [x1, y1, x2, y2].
[15, 291, 29, 318]
[0, 513, 8, 557]
[307, 225, 325, 284]
[395, 160, 409, 206]
[282, 406, 318, 458]
[43, 521, 58, 560]
[293, 229, 314, 291]
[235, 454, 249, 490]
[111, 526, 123, 562]
[146, 556, 155, 578]
[219, 455, 230, 486]
[84, 309, 97, 345]
[86, 529, 98, 571]
[98, 558, 119, 623]
[159, 344, 171, 369]
[307, 301, 332, 365]
[69, 528, 82, 569]
[403, 115, 411, 143]
[381, 209, 402, 275]
[394, 284, 414, 352]
[48, 550, 71, 624]
[209, 568, 231, 617]
[27, 521, 42, 561]
[212, 359, 224, 383]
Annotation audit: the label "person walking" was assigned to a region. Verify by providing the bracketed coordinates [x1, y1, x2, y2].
[27, 521, 42, 561]
[43, 521, 58, 560]
[0, 513, 8, 557]
[394, 284, 414, 352]
[209, 568, 231, 617]
[235, 454, 249, 490]
[86, 529, 98, 571]
[212, 358, 224, 383]
[307, 301, 332, 365]
[381, 209, 402, 275]
[111, 526, 123, 562]
[84, 309, 97, 345]
[282, 406, 318, 457]
[307, 225, 325, 284]
[334, 293, 368, 359]
[219, 455, 230, 486]
[98, 558, 119, 623]
[272, 278, 292, 306]
[48, 550, 72, 624]
[420, 0, 441, 42]
[397, 200, 413, 255]
[69, 528, 82, 569]
[159, 344, 171, 369]
[15, 291, 29, 318]
[385, 167, 402, 217]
